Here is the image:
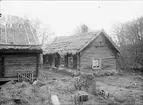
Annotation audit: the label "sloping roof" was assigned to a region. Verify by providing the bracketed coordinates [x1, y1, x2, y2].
[0, 15, 41, 51]
[44, 29, 120, 55]
[0, 44, 42, 52]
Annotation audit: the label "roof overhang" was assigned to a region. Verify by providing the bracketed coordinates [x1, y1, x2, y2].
[0, 44, 42, 53]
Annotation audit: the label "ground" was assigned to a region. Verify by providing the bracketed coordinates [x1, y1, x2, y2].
[0, 67, 143, 105]
[39, 68, 143, 105]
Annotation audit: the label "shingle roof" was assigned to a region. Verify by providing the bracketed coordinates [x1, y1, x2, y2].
[0, 15, 41, 51]
[44, 31, 101, 54]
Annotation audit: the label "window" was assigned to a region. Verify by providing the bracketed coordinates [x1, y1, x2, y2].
[68, 56, 73, 68]
[92, 58, 101, 69]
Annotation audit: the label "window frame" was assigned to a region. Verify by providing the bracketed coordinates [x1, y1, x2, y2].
[92, 58, 101, 69]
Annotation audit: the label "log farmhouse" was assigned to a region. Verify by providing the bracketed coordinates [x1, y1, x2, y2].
[0, 16, 42, 82]
[43, 29, 120, 72]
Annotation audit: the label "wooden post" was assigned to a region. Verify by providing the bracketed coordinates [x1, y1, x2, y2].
[31, 71, 33, 82]
[64, 54, 67, 67]
[36, 54, 40, 79]
[52, 54, 55, 67]
[115, 53, 118, 72]
[77, 53, 80, 71]
[1, 54, 5, 77]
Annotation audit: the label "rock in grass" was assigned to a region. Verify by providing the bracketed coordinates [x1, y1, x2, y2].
[51, 95, 60, 105]
[33, 80, 46, 87]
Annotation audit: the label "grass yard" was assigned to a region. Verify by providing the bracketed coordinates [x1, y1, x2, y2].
[0, 67, 143, 105]
[39, 68, 143, 105]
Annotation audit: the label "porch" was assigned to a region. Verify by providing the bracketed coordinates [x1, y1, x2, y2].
[43, 53, 80, 70]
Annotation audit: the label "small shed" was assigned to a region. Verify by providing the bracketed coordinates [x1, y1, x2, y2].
[0, 16, 42, 82]
[43, 29, 120, 72]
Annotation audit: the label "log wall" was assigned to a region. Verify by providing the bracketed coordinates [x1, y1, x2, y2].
[0, 56, 2, 77]
[4, 54, 37, 77]
[80, 33, 118, 71]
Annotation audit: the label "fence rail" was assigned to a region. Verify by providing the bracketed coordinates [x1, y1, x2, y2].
[18, 71, 34, 83]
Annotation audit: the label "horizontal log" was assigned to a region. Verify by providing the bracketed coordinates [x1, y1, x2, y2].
[5, 66, 36, 71]
[5, 63, 36, 66]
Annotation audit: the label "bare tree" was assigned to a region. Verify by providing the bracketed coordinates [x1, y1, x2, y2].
[74, 24, 89, 35]
[30, 19, 55, 66]
[37, 25, 54, 49]
[112, 17, 143, 72]
[29, 19, 55, 49]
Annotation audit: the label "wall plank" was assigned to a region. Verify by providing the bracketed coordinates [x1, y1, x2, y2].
[80, 34, 117, 71]
[4, 54, 37, 77]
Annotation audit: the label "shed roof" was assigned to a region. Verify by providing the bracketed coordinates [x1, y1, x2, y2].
[44, 29, 120, 55]
[0, 15, 41, 52]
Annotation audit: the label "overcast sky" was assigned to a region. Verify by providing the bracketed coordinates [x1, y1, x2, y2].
[1, 1, 143, 37]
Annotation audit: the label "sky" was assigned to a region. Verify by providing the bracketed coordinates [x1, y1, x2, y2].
[1, 1, 143, 38]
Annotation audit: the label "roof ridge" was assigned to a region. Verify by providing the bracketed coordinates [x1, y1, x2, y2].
[55, 31, 99, 39]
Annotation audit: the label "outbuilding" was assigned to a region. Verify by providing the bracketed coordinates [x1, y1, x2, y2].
[0, 16, 42, 82]
[43, 29, 120, 73]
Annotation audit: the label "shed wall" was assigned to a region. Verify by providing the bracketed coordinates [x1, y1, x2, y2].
[4, 54, 37, 77]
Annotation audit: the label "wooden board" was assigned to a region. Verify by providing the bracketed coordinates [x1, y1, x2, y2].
[4, 54, 37, 77]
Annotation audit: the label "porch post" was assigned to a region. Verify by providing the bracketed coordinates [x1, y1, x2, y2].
[77, 53, 80, 71]
[52, 54, 55, 67]
[36, 53, 40, 78]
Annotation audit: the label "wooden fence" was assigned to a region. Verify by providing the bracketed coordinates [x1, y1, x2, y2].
[18, 71, 34, 83]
